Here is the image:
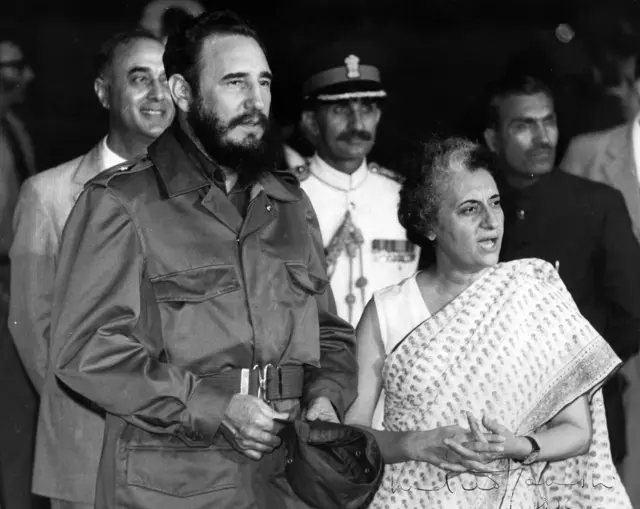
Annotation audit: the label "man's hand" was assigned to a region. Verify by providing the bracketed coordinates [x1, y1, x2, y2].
[303, 396, 339, 423]
[220, 394, 291, 461]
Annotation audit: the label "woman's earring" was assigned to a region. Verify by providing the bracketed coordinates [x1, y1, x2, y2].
[427, 233, 436, 242]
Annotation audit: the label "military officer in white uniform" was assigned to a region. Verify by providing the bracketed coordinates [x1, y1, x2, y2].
[293, 44, 419, 325]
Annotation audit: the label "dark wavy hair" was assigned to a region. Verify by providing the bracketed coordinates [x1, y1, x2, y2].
[163, 10, 266, 90]
[398, 136, 497, 267]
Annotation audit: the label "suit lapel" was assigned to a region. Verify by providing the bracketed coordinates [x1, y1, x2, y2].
[70, 142, 104, 202]
[601, 123, 640, 234]
[200, 184, 244, 234]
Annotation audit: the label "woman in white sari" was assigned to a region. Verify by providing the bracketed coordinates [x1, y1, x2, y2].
[346, 137, 631, 508]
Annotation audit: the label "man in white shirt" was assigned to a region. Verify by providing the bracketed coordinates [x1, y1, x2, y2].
[9, 29, 174, 509]
[293, 43, 419, 325]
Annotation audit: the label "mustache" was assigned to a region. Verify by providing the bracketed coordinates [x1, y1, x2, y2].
[228, 111, 269, 130]
[528, 144, 554, 154]
[337, 129, 373, 142]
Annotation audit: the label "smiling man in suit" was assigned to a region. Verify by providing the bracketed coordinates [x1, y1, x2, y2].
[8, 29, 174, 509]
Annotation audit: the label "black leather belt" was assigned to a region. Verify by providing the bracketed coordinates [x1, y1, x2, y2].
[207, 364, 304, 402]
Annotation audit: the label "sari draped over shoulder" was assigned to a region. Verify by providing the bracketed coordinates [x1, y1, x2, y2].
[370, 258, 631, 509]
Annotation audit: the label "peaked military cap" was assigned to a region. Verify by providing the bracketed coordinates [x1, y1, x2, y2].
[280, 419, 384, 509]
[301, 40, 387, 104]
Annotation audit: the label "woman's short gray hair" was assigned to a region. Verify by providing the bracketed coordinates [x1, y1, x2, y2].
[398, 136, 496, 265]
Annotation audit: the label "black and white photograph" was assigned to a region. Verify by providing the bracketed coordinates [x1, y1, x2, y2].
[1, 0, 639, 507]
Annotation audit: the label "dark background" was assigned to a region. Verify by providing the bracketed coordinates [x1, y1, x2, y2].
[2, 0, 639, 171]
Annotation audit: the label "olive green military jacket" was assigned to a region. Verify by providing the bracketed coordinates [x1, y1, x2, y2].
[51, 129, 357, 509]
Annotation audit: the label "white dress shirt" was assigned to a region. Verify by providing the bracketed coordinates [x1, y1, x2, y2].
[101, 136, 127, 171]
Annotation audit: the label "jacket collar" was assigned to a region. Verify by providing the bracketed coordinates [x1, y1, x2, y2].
[148, 127, 210, 197]
[255, 171, 302, 202]
[149, 126, 302, 203]
[309, 153, 369, 191]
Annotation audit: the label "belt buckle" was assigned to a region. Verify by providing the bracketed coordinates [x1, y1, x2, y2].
[255, 363, 281, 403]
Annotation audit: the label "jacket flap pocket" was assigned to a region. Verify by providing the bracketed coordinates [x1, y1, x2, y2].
[285, 262, 328, 295]
[126, 446, 238, 497]
[152, 265, 240, 303]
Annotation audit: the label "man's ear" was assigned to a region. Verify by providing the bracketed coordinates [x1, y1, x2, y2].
[169, 74, 192, 113]
[94, 77, 109, 110]
[301, 110, 320, 138]
[484, 127, 498, 153]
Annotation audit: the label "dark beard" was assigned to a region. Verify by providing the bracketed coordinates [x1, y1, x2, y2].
[187, 94, 282, 185]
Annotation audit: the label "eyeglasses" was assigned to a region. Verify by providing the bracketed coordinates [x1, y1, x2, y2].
[0, 59, 28, 72]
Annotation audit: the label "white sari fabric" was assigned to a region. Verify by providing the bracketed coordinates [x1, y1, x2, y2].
[370, 258, 631, 509]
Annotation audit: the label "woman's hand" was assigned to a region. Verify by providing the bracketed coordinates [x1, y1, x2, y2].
[406, 424, 505, 474]
[443, 413, 531, 472]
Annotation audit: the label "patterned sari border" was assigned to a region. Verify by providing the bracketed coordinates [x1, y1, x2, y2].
[519, 336, 621, 434]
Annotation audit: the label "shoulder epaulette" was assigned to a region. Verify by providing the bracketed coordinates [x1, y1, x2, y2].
[291, 162, 312, 182]
[368, 162, 404, 184]
[89, 155, 153, 188]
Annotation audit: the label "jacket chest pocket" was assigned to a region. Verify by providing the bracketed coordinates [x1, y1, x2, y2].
[285, 262, 328, 301]
[152, 264, 241, 303]
[150, 265, 242, 366]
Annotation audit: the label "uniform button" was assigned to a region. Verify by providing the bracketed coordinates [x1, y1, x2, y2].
[355, 277, 368, 289]
[517, 209, 526, 220]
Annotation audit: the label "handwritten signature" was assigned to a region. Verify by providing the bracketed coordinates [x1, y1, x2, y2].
[390, 470, 614, 495]
[533, 501, 576, 509]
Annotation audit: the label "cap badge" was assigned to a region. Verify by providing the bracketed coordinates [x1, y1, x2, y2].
[344, 54, 361, 79]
